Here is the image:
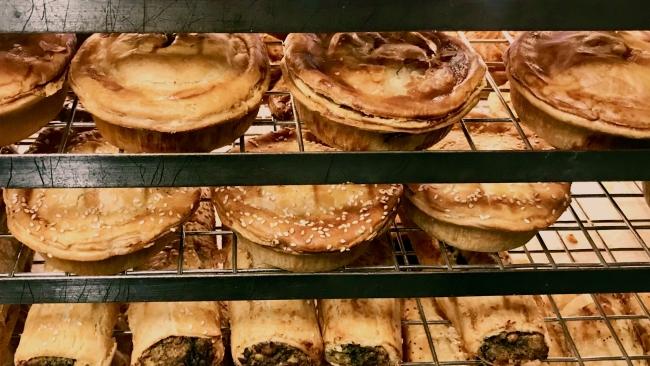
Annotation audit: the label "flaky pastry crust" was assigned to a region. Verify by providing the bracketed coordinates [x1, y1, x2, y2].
[405, 124, 570, 251]
[283, 32, 486, 150]
[506, 31, 650, 146]
[213, 128, 402, 255]
[70, 33, 270, 152]
[0, 34, 76, 146]
[4, 130, 200, 262]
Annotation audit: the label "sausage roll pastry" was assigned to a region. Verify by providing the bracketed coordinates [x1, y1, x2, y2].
[409, 230, 551, 364]
[15, 303, 120, 366]
[318, 239, 401, 366]
[402, 298, 468, 363]
[562, 294, 645, 365]
[128, 201, 226, 366]
[229, 248, 323, 366]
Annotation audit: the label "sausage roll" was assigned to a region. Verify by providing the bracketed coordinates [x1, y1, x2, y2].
[128, 201, 226, 366]
[318, 239, 401, 366]
[402, 298, 468, 363]
[15, 303, 120, 366]
[229, 248, 323, 366]
[409, 230, 551, 364]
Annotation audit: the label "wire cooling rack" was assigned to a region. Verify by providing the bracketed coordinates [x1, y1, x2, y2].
[3, 32, 650, 366]
[0, 33, 650, 304]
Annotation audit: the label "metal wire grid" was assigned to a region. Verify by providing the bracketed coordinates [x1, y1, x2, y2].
[0, 33, 649, 365]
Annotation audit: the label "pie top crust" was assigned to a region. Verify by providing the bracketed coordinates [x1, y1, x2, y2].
[213, 128, 403, 254]
[0, 34, 76, 107]
[506, 31, 650, 137]
[283, 32, 486, 131]
[4, 130, 200, 261]
[70, 33, 270, 132]
[406, 123, 571, 232]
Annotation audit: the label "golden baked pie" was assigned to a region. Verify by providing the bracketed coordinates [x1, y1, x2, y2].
[0, 34, 76, 146]
[213, 128, 403, 271]
[70, 33, 270, 152]
[403, 123, 571, 252]
[4, 130, 201, 274]
[463, 31, 509, 86]
[506, 31, 650, 149]
[283, 32, 487, 151]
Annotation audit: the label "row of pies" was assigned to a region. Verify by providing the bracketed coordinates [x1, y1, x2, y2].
[2, 126, 570, 275]
[4, 226, 650, 366]
[1, 31, 649, 152]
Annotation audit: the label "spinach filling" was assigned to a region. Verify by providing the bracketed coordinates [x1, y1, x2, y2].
[240, 342, 315, 366]
[22, 357, 75, 366]
[137, 336, 215, 366]
[326, 344, 391, 366]
[478, 331, 548, 365]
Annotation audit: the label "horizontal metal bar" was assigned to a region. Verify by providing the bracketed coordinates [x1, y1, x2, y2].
[2, 268, 650, 303]
[2, 150, 650, 188]
[3, 0, 650, 32]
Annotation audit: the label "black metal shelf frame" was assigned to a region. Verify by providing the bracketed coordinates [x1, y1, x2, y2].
[3, 0, 650, 33]
[2, 33, 650, 305]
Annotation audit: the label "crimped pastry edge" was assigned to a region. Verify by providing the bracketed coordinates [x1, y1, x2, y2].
[0, 75, 67, 147]
[237, 233, 371, 272]
[43, 231, 175, 275]
[402, 199, 536, 252]
[510, 76, 650, 148]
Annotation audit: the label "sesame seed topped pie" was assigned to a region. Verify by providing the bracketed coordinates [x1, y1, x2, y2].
[70, 33, 270, 152]
[403, 123, 571, 252]
[506, 31, 650, 149]
[282, 32, 487, 151]
[213, 128, 403, 271]
[4, 130, 201, 274]
[0, 34, 76, 146]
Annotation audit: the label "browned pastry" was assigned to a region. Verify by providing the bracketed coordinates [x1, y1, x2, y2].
[403, 123, 571, 252]
[644, 182, 649, 208]
[0, 34, 76, 147]
[282, 32, 487, 151]
[70, 33, 270, 152]
[463, 31, 509, 86]
[561, 294, 645, 365]
[213, 128, 402, 271]
[268, 77, 293, 121]
[229, 247, 323, 366]
[129, 201, 226, 366]
[4, 130, 201, 275]
[402, 298, 468, 363]
[262, 34, 284, 63]
[505, 31, 650, 149]
[410, 233, 553, 365]
[318, 239, 402, 366]
[15, 303, 120, 366]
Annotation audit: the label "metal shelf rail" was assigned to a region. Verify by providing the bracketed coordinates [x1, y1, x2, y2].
[3, 0, 650, 33]
[1, 33, 650, 303]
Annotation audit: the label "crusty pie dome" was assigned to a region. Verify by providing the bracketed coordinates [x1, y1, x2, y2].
[0, 33, 76, 105]
[506, 31, 650, 138]
[4, 131, 200, 261]
[283, 32, 486, 131]
[70, 33, 269, 133]
[213, 129, 403, 254]
[406, 124, 571, 232]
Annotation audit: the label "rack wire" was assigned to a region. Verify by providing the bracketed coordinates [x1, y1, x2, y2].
[2, 32, 650, 365]
[0, 33, 649, 304]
